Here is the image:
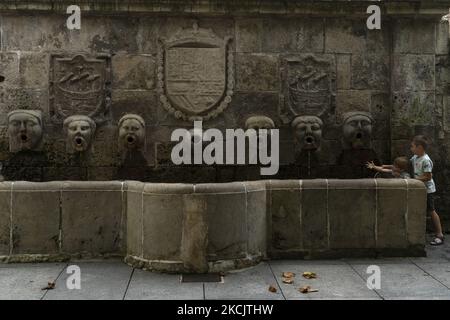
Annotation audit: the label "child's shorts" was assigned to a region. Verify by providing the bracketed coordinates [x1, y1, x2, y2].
[427, 193, 435, 213]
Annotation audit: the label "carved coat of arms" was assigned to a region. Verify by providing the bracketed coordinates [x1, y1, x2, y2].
[49, 54, 111, 123]
[280, 54, 336, 122]
[158, 23, 234, 121]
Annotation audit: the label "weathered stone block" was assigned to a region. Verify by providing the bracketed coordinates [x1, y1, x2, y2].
[225, 93, 279, 128]
[19, 52, 49, 89]
[181, 194, 208, 273]
[61, 181, 123, 255]
[0, 52, 20, 88]
[0, 89, 48, 124]
[126, 181, 144, 257]
[262, 18, 324, 53]
[0, 182, 12, 255]
[336, 90, 371, 121]
[301, 179, 328, 250]
[244, 181, 267, 257]
[236, 53, 278, 92]
[111, 90, 157, 126]
[142, 183, 192, 261]
[328, 179, 376, 249]
[85, 125, 119, 167]
[12, 182, 60, 254]
[392, 55, 435, 92]
[370, 92, 390, 122]
[325, 18, 389, 54]
[393, 19, 435, 54]
[351, 54, 389, 91]
[435, 22, 449, 55]
[336, 54, 351, 90]
[267, 180, 302, 251]
[392, 91, 435, 126]
[376, 179, 408, 248]
[235, 18, 262, 52]
[112, 54, 155, 90]
[435, 55, 450, 95]
[196, 182, 247, 260]
[406, 179, 427, 246]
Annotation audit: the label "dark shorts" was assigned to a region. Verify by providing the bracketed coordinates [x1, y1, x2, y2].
[427, 193, 435, 213]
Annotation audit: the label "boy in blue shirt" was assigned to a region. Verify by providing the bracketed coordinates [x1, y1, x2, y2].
[410, 136, 444, 245]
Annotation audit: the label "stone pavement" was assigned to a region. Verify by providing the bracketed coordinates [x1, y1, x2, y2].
[0, 241, 449, 300]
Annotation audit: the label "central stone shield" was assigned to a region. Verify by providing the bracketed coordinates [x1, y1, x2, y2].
[166, 47, 225, 115]
[158, 23, 234, 121]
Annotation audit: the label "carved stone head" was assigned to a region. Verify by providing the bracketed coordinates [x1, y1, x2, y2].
[118, 114, 146, 152]
[292, 115, 323, 152]
[245, 116, 275, 131]
[7, 110, 43, 152]
[342, 112, 374, 149]
[63, 115, 96, 153]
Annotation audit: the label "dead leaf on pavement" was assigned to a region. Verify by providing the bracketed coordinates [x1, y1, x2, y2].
[282, 277, 294, 284]
[282, 272, 295, 278]
[268, 285, 277, 293]
[299, 285, 318, 294]
[41, 282, 56, 290]
[302, 271, 317, 279]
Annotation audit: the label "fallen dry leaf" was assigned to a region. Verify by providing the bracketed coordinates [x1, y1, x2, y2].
[282, 272, 295, 278]
[41, 281, 56, 290]
[302, 271, 317, 279]
[268, 285, 277, 293]
[282, 277, 294, 284]
[299, 285, 318, 294]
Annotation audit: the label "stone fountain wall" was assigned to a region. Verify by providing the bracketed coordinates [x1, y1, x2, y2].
[0, 179, 427, 272]
[0, 0, 449, 229]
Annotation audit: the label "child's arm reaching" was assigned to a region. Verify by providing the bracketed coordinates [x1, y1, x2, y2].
[366, 161, 393, 173]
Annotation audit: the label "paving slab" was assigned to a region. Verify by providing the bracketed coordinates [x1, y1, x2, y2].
[269, 261, 380, 300]
[43, 260, 132, 300]
[412, 262, 450, 289]
[350, 263, 450, 299]
[0, 263, 66, 300]
[204, 262, 284, 300]
[125, 269, 204, 300]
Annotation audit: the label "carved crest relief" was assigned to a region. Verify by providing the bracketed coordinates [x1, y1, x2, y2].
[158, 22, 234, 121]
[281, 54, 336, 121]
[49, 54, 111, 123]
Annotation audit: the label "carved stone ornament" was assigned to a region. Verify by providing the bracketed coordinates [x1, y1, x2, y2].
[118, 114, 146, 153]
[291, 115, 323, 152]
[342, 111, 374, 150]
[7, 110, 43, 152]
[245, 116, 275, 130]
[281, 54, 335, 122]
[50, 54, 111, 124]
[157, 22, 234, 121]
[63, 115, 97, 154]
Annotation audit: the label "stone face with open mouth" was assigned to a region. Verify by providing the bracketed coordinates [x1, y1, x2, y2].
[342, 112, 373, 150]
[292, 115, 323, 152]
[118, 114, 146, 153]
[7, 110, 43, 152]
[63, 115, 96, 154]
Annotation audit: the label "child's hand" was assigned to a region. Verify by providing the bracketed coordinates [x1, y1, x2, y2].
[366, 161, 375, 170]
